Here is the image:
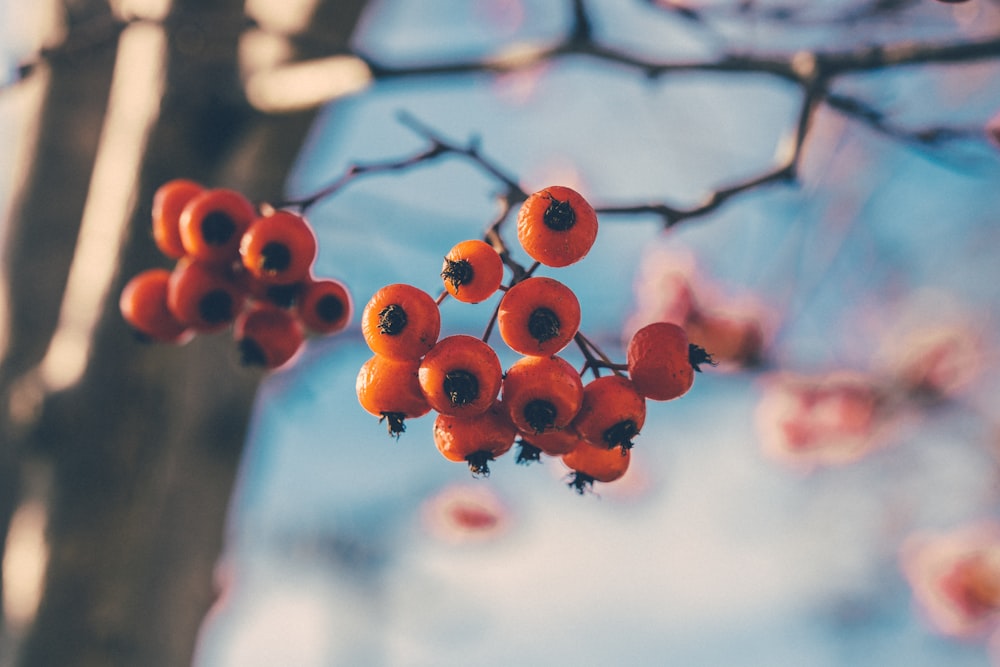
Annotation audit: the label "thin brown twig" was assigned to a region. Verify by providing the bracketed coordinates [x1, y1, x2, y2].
[574, 331, 626, 377]
[281, 111, 528, 215]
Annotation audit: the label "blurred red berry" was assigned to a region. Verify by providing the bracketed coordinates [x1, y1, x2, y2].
[167, 257, 245, 332]
[119, 268, 191, 343]
[151, 179, 203, 259]
[233, 303, 304, 369]
[240, 210, 318, 286]
[754, 372, 885, 469]
[902, 522, 1000, 638]
[298, 278, 353, 335]
[178, 188, 256, 265]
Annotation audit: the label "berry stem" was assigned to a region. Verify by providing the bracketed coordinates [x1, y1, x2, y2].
[574, 331, 624, 378]
[482, 297, 501, 343]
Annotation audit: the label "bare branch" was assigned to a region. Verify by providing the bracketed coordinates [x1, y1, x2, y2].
[282, 111, 526, 214]
[826, 92, 986, 147]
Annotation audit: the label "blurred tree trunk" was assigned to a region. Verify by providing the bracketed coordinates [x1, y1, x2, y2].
[0, 1, 368, 665]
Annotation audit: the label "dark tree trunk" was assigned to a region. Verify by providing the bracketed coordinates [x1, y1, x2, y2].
[0, 1, 369, 665]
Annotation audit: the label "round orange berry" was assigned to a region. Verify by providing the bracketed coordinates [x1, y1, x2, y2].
[361, 283, 441, 360]
[572, 374, 646, 451]
[178, 188, 256, 265]
[235, 269, 304, 309]
[233, 303, 304, 369]
[561, 438, 631, 494]
[433, 400, 517, 476]
[167, 257, 245, 332]
[356, 354, 432, 436]
[518, 425, 584, 460]
[297, 278, 352, 335]
[152, 179, 203, 259]
[240, 210, 317, 285]
[497, 276, 580, 356]
[418, 334, 503, 417]
[501, 354, 583, 434]
[119, 268, 192, 343]
[441, 239, 505, 304]
[516, 185, 598, 268]
[627, 321, 695, 401]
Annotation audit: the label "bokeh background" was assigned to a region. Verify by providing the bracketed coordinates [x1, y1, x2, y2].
[3, 1, 1000, 666]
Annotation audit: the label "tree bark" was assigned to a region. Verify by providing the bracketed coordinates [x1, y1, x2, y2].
[0, 1, 369, 665]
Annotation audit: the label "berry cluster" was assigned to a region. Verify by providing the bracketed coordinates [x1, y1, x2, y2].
[119, 179, 353, 369]
[355, 186, 713, 493]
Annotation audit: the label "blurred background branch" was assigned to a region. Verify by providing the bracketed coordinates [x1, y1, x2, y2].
[0, 0, 366, 665]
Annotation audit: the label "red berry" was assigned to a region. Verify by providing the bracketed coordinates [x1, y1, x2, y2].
[119, 268, 191, 343]
[167, 257, 245, 332]
[516, 186, 598, 268]
[418, 334, 503, 417]
[627, 322, 695, 401]
[356, 354, 432, 436]
[233, 303, 304, 369]
[235, 269, 304, 309]
[361, 284, 441, 361]
[152, 179, 203, 259]
[298, 278, 353, 335]
[562, 439, 631, 493]
[572, 375, 646, 452]
[178, 188, 256, 265]
[518, 425, 584, 457]
[441, 239, 505, 304]
[501, 355, 584, 434]
[240, 210, 318, 285]
[497, 276, 581, 356]
[433, 400, 517, 476]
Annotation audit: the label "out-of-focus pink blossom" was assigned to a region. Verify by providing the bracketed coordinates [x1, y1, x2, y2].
[420, 483, 511, 544]
[473, 0, 525, 35]
[754, 371, 887, 469]
[626, 243, 770, 369]
[625, 244, 698, 337]
[684, 306, 766, 369]
[987, 108, 1000, 150]
[886, 324, 982, 401]
[902, 522, 1000, 639]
